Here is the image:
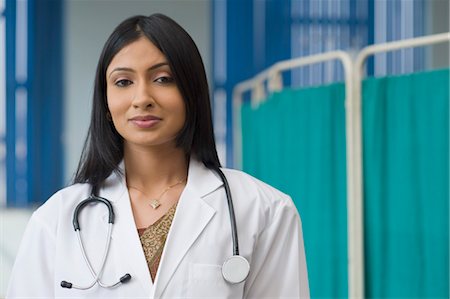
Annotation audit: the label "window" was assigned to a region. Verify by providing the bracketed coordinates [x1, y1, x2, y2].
[291, 0, 369, 87]
[290, 0, 426, 86]
[372, 0, 425, 75]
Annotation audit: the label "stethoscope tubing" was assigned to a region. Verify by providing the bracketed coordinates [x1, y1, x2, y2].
[74, 224, 121, 289]
[215, 168, 240, 256]
[73, 196, 115, 229]
[61, 196, 130, 290]
[63, 167, 249, 290]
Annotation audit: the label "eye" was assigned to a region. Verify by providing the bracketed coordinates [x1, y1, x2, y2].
[154, 76, 174, 84]
[115, 79, 133, 87]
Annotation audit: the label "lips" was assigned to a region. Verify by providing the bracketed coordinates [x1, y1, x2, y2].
[129, 115, 161, 121]
[129, 115, 162, 128]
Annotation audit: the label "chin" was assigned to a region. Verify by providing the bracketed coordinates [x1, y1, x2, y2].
[126, 138, 178, 149]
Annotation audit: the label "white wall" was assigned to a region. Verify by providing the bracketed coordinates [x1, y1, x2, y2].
[64, 0, 212, 183]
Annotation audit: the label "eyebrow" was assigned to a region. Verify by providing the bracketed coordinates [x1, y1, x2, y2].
[108, 62, 170, 78]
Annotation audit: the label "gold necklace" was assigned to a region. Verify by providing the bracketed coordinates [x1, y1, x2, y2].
[128, 178, 186, 209]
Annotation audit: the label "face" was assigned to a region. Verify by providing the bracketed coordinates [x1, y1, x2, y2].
[106, 37, 186, 150]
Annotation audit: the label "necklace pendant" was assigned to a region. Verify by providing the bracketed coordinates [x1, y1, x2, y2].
[150, 199, 161, 209]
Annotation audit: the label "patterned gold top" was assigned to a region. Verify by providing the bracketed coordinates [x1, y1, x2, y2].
[138, 204, 177, 282]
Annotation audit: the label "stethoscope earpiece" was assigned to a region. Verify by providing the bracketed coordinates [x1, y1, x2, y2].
[222, 255, 250, 284]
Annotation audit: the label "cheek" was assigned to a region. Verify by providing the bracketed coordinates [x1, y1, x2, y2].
[107, 89, 128, 116]
[107, 100, 122, 115]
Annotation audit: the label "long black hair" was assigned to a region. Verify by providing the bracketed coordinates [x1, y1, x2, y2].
[74, 14, 220, 187]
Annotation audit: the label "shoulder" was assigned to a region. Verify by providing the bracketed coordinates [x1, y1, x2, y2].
[219, 168, 299, 225]
[220, 168, 292, 204]
[34, 183, 91, 216]
[30, 183, 92, 234]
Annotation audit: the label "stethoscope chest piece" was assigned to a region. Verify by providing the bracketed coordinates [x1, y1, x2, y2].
[222, 255, 250, 284]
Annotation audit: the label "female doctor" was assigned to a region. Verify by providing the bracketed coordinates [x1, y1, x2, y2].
[7, 14, 309, 298]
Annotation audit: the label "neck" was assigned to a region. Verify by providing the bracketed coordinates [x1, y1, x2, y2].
[124, 143, 188, 192]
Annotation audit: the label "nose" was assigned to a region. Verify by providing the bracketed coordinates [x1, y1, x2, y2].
[132, 82, 155, 109]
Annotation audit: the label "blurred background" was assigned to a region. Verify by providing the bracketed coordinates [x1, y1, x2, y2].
[0, 0, 448, 298]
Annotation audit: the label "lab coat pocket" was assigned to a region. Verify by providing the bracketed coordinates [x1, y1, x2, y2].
[187, 263, 238, 298]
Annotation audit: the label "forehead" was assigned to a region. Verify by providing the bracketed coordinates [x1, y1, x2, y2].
[107, 37, 167, 72]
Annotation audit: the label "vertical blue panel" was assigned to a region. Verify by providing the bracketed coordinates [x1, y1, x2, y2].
[413, 0, 425, 71]
[14, 0, 29, 206]
[0, 2, 6, 205]
[264, 0, 291, 68]
[211, 0, 227, 165]
[6, 0, 63, 207]
[223, 0, 254, 166]
[218, 0, 293, 166]
[27, 0, 35, 205]
[349, 0, 357, 40]
[28, 0, 63, 205]
[5, 0, 16, 205]
[367, 0, 375, 75]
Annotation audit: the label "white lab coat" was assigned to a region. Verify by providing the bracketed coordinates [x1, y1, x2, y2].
[7, 158, 309, 298]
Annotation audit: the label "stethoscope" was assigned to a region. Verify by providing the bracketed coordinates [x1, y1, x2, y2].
[61, 168, 250, 290]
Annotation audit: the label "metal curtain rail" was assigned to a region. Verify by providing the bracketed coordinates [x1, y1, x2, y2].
[232, 51, 353, 170]
[231, 51, 364, 298]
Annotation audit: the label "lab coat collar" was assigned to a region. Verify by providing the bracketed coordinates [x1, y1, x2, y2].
[100, 157, 224, 296]
[99, 160, 126, 203]
[100, 158, 224, 202]
[185, 157, 224, 198]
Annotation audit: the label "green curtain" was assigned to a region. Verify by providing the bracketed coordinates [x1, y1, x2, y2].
[241, 69, 449, 299]
[362, 69, 449, 299]
[242, 83, 349, 298]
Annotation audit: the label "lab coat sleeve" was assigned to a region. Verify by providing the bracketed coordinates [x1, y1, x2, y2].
[243, 198, 310, 299]
[6, 211, 57, 298]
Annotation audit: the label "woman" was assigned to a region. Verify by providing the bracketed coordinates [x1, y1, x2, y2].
[7, 14, 309, 298]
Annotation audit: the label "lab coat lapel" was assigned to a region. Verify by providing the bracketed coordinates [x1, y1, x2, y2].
[111, 188, 153, 295]
[153, 159, 223, 298]
[100, 168, 153, 295]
